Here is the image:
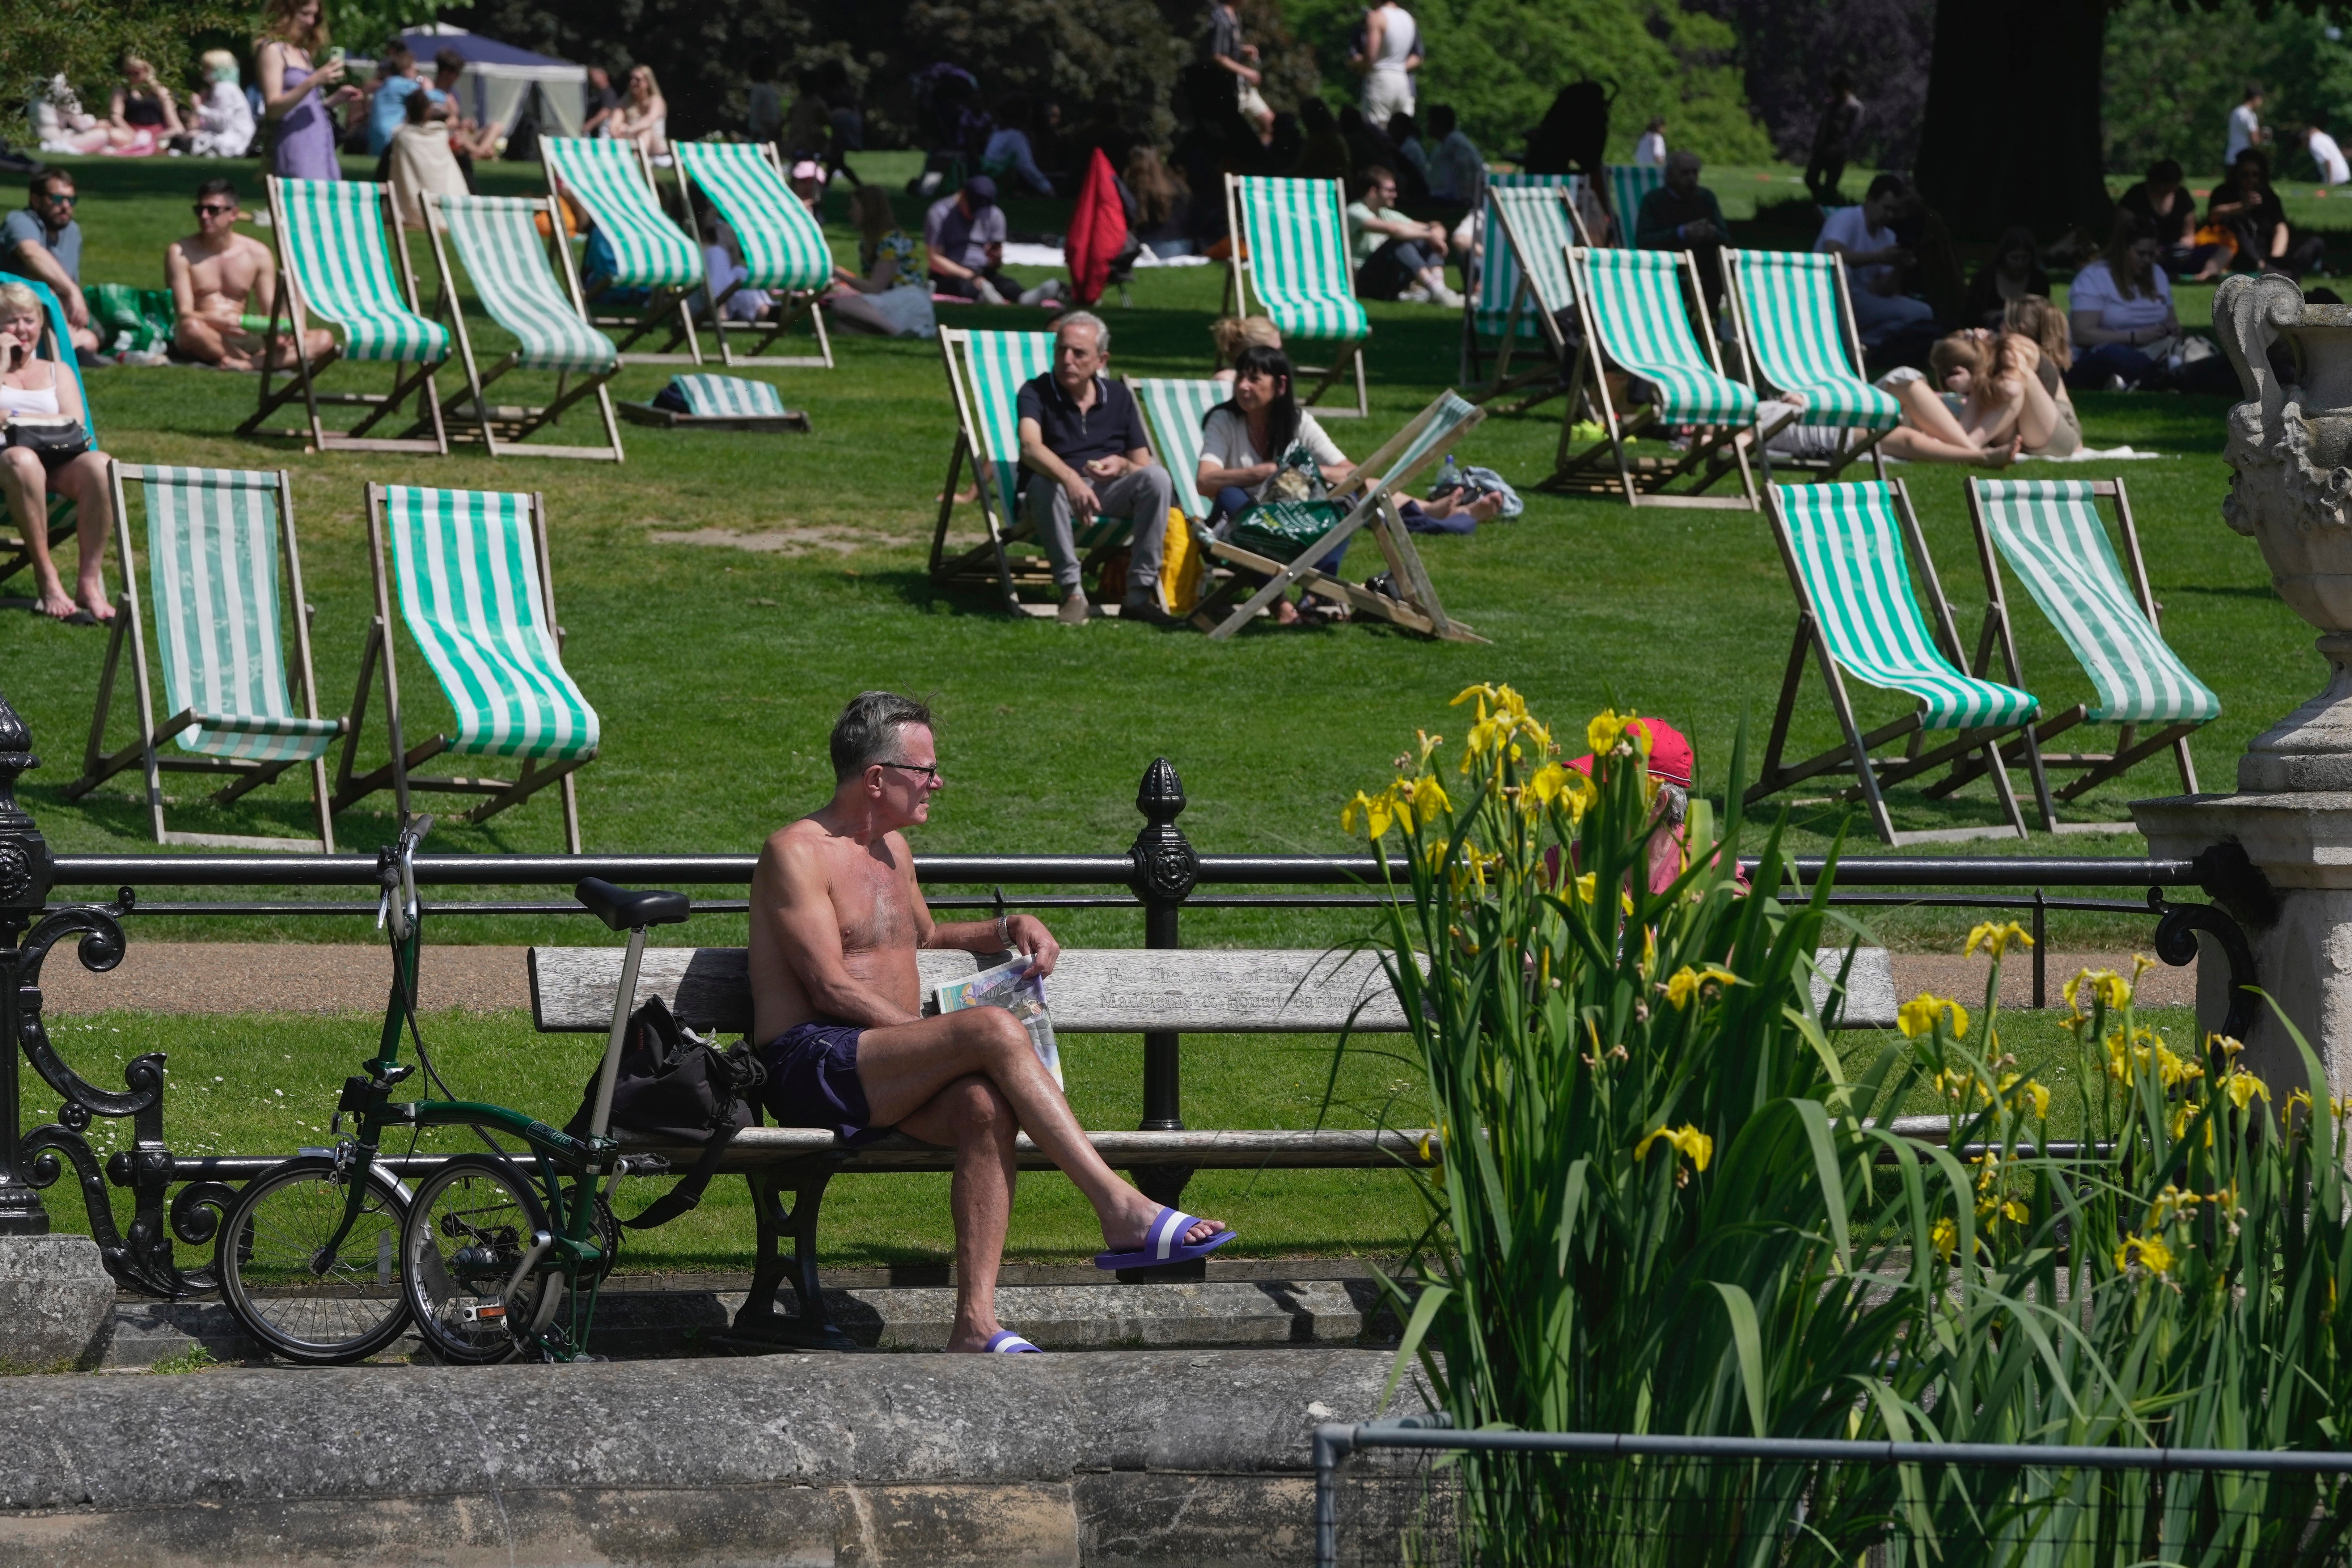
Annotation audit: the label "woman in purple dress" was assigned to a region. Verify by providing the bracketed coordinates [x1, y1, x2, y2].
[258, 0, 358, 180]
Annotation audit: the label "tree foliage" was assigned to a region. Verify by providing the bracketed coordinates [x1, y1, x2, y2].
[1270, 0, 1773, 164]
[1697, 0, 1935, 170]
[0, 0, 244, 144]
[2102, 0, 2352, 177]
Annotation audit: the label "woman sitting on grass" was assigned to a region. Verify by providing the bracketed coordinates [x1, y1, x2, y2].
[0, 282, 115, 624]
[1865, 327, 2057, 467]
[826, 187, 937, 338]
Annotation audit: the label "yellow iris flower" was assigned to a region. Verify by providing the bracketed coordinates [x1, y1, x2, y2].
[1661, 965, 1739, 1010]
[1964, 921, 2035, 959]
[1897, 993, 1969, 1040]
[1634, 1123, 1714, 1171]
[1930, 1217, 1958, 1262]
[2114, 1234, 2176, 1276]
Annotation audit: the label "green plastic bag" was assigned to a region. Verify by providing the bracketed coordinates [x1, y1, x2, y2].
[1229, 498, 1346, 564]
[84, 284, 175, 355]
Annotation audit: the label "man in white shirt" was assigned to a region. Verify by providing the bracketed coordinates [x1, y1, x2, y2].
[2311, 117, 2351, 186]
[1814, 173, 1934, 347]
[2226, 85, 2266, 168]
[1633, 119, 1666, 168]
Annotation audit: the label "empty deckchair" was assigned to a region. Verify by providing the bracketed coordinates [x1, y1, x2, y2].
[671, 141, 835, 368]
[1554, 246, 1764, 508]
[1473, 184, 1582, 411]
[1939, 478, 2218, 832]
[418, 193, 624, 461]
[0, 278, 97, 599]
[1460, 173, 1579, 388]
[335, 484, 598, 851]
[930, 328, 1137, 616]
[1721, 249, 1895, 481]
[542, 136, 703, 365]
[1604, 165, 1664, 245]
[67, 464, 340, 850]
[1751, 481, 2040, 846]
[238, 178, 450, 454]
[1223, 175, 1371, 417]
[618, 373, 811, 431]
[1197, 391, 1486, 643]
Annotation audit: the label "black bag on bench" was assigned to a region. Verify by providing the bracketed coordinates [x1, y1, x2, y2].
[565, 995, 767, 1230]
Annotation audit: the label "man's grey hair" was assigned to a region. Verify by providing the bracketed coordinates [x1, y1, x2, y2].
[830, 691, 935, 783]
[1058, 309, 1109, 355]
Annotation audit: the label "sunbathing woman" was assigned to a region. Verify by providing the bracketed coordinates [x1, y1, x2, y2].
[1873, 329, 2045, 466]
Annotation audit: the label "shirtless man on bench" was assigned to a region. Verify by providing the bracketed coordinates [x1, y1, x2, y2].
[749, 690, 1234, 1354]
[166, 177, 330, 371]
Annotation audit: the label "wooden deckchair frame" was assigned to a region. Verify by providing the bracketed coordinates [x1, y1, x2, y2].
[1193, 395, 1486, 643]
[237, 178, 448, 455]
[1547, 245, 1767, 511]
[542, 137, 704, 366]
[1472, 185, 1590, 413]
[1221, 174, 1370, 418]
[1717, 248, 1891, 484]
[67, 462, 339, 851]
[1748, 478, 2036, 847]
[416, 193, 626, 462]
[1926, 477, 2204, 833]
[334, 484, 588, 852]
[669, 141, 834, 369]
[926, 328, 1135, 617]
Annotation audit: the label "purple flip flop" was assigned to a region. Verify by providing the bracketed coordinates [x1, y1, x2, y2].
[1093, 1206, 1238, 1271]
[985, 1330, 1042, 1353]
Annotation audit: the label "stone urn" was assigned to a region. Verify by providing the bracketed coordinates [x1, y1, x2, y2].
[2214, 270, 2352, 789]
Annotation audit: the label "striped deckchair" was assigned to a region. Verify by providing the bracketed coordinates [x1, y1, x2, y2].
[617, 374, 811, 431]
[1121, 376, 1229, 619]
[1943, 478, 2218, 830]
[930, 327, 1138, 615]
[335, 485, 598, 851]
[1222, 175, 1371, 417]
[238, 178, 449, 455]
[0, 278, 96, 597]
[68, 464, 340, 850]
[1553, 246, 1764, 509]
[1604, 165, 1664, 245]
[1198, 391, 1485, 642]
[671, 141, 836, 368]
[541, 136, 704, 365]
[1472, 184, 1583, 411]
[1721, 249, 1895, 481]
[418, 193, 623, 461]
[1460, 173, 1579, 388]
[1750, 481, 2040, 846]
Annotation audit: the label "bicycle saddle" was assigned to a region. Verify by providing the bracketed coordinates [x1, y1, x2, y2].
[574, 878, 691, 932]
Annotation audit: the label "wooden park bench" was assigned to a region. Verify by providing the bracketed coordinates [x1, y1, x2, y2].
[529, 943, 1898, 1350]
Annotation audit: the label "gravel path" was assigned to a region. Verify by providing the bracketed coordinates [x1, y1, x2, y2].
[31, 944, 2199, 1017]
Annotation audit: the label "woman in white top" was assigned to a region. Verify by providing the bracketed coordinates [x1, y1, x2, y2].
[610, 65, 670, 160]
[2068, 211, 2179, 389]
[0, 282, 114, 622]
[1198, 345, 1354, 625]
[1352, 3, 1420, 134]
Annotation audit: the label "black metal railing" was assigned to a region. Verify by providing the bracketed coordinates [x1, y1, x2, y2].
[0, 687, 2269, 1296]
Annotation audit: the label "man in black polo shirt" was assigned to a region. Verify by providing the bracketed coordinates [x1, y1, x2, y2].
[1016, 310, 1174, 625]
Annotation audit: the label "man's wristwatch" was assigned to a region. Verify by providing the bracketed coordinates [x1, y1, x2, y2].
[996, 913, 1010, 950]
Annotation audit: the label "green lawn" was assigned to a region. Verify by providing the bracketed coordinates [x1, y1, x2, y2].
[0, 153, 2303, 1268]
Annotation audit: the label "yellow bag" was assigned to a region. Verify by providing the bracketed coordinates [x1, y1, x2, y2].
[1157, 505, 1204, 617]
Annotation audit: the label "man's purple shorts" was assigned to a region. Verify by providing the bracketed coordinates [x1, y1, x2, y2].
[759, 1019, 888, 1145]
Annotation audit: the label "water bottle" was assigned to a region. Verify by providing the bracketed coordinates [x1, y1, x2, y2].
[1434, 452, 1460, 498]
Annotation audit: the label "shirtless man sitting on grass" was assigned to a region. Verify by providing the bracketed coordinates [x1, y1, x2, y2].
[749, 691, 1233, 1354]
[166, 177, 329, 371]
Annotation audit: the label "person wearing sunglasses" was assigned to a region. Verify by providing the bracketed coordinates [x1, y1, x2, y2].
[0, 170, 96, 357]
[165, 178, 328, 372]
[748, 692, 1235, 1354]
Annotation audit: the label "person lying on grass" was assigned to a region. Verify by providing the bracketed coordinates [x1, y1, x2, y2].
[748, 691, 1235, 1354]
[166, 177, 329, 371]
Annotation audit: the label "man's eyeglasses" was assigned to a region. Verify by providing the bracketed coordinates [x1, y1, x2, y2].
[875, 760, 942, 783]
[37, 191, 75, 206]
[194, 203, 236, 216]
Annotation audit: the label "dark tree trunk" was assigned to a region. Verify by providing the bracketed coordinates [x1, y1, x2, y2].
[1915, 0, 2113, 242]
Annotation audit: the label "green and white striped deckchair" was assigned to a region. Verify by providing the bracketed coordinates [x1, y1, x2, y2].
[1223, 174, 1370, 417]
[930, 328, 1134, 614]
[69, 464, 339, 850]
[1202, 391, 1485, 643]
[238, 178, 449, 454]
[1752, 480, 2040, 845]
[0, 278, 96, 594]
[672, 140, 836, 368]
[1127, 377, 1224, 519]
[1605, 164, 1663, 244]
[1722, 249, 1896, 481]
[1472, 183, 1582, 407]
[1554, 246, 1761, 509]
[542, 136, 704, 365]
[420, 193, 623, 462]
[676, 376, 787, 417]
[1958, 477, 2216, 828]
[1463, 174, 1579, 384]
[336, 484, 598, 851]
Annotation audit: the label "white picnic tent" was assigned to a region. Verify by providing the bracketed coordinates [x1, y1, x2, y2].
[396, 25, 587, 139]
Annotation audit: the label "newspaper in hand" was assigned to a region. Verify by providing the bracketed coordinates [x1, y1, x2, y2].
[932, 956, 1061, 1089]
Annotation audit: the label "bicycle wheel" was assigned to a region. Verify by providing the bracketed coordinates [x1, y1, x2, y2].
[401, 1151, 555, 1365]
[216, 1155, 413, 1366]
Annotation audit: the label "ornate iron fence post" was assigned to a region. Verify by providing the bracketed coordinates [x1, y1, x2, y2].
[1128, 758, 1199, 1217]
[0, 690, 55, 1234]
